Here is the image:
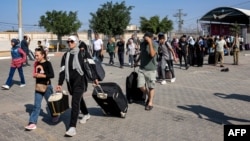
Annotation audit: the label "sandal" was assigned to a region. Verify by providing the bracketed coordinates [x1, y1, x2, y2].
[145, 105, 153, 111]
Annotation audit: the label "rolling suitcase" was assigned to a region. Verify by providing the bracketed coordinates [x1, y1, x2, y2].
[245, 43, 249, 50]
[92, 83, 128, 118]
[157, 65, 172, 80]
[165, 69, 172, 80]
[208, 53, 215, 64]
[126, 71, 146, 103]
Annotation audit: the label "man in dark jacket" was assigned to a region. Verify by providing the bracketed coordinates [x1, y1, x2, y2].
[21, 35, 31, 66]
[177, 35, 189, 70]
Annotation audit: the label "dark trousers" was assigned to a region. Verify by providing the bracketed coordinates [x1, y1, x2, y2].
[118, 52, 124, 66]
[67, 85, 88, 127]
[108, 52, 114, 64]
[178, 52, 188, 68]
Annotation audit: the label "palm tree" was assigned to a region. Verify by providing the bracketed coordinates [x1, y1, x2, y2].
[139, 15, 173, 34]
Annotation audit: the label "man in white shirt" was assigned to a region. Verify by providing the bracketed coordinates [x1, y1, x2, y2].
[44, 38, 50, 60]
[215, 35, 228, 67]
[92, 33, 104, 62]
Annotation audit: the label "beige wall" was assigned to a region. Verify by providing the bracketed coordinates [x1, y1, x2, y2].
[3, 31, 249, 52]
[0, 32, 146, 52]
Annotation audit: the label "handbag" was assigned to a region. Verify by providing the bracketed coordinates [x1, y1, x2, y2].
[83, 58, 95, 81]
[35, 82, 49, 93]
[48, 91, 69, 116]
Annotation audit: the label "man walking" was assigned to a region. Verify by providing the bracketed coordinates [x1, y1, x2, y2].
[136, 32, 158, 111]
[21, 35, 31, 66]
[215, 35, 228, 67]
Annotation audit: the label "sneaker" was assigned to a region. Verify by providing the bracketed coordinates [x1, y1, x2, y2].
[220, 65, 224, 67]
[161, 80, 167, 85]
[52, 115, 60, 123]
[25, 123, 37, 130]
[65, 127, 76, 137]
[171, 78, 176, 83]
[79, 114, 91, 124]
[2, 85, 10, 90]
[128, 63, 131, 66]
[20, 84, 26, 87]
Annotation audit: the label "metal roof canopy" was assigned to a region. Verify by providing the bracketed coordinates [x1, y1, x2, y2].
[200, 7, 250, 26]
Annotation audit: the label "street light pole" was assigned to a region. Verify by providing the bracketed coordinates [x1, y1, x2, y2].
[18, 0, 23, 41]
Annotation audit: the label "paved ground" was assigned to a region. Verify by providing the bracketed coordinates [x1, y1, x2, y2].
[0, 51, 250, 141]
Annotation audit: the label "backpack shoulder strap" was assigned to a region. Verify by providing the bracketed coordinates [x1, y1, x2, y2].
[165, 41, 172, 48]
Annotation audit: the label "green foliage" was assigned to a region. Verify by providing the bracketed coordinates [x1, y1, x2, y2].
[230, 22, 241, 35]
[39, 10, 81, 37]
[89, 1, 134, 36]
[140, 15, 173, 34]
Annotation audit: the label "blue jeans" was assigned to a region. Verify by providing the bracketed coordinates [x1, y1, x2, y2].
[5, 67, 25, 86]
[129, 55, 134, 66]
[93, 50, 102, 62]
[29, 85, 53, 124]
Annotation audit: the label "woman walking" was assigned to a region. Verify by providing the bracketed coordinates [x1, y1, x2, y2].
[2, 39, 26, 90]
[56, 35, 98, 137]
[25, 47, 56, 130]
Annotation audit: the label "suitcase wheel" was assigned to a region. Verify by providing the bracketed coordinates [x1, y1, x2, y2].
[120, 112, 126, 118]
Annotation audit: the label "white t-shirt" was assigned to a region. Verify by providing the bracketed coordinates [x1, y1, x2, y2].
[216, 39, 227, 52]
[128, 43, 136, 55]
[93, 39, 103, 51]
[44, 41, 50, 51]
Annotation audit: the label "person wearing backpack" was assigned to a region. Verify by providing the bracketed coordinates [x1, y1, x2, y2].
[158, 33, 177, 85]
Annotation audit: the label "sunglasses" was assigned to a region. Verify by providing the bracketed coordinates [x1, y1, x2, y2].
[67, 40, 75, 44]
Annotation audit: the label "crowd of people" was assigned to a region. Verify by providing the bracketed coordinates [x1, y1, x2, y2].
[1, 31, 243, 137]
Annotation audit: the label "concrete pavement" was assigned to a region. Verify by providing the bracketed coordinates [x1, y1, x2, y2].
[0, 51, 250, 141]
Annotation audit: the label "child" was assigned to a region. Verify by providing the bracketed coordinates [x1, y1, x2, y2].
[25, 47, 58, 130]
[2, 39, 26, 90]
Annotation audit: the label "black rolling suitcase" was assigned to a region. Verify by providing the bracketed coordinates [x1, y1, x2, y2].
[92, 83, 128, 118]
[208, 53, 215, 64]
[245, 44, 250, 50]
[126, 71, 146, 103]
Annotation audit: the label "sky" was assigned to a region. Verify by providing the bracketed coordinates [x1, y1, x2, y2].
[0, 0, 250, 32]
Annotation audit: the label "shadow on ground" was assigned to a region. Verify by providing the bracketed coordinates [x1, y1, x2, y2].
[177, 105, 250, 125]
[214, 92, 250, 102]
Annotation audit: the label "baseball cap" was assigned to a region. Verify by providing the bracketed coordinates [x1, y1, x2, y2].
[68, 35, 78, 43]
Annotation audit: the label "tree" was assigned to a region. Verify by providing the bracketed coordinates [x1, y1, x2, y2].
[230, 22, 241, 35]
[39, 10, 81, 44]
[89, 1, 134, 37]
[140, 16, 173, 34]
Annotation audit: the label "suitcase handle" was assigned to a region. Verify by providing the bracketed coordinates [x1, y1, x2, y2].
[55, 90, 68, 95]
[93, 84, 108, 100]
